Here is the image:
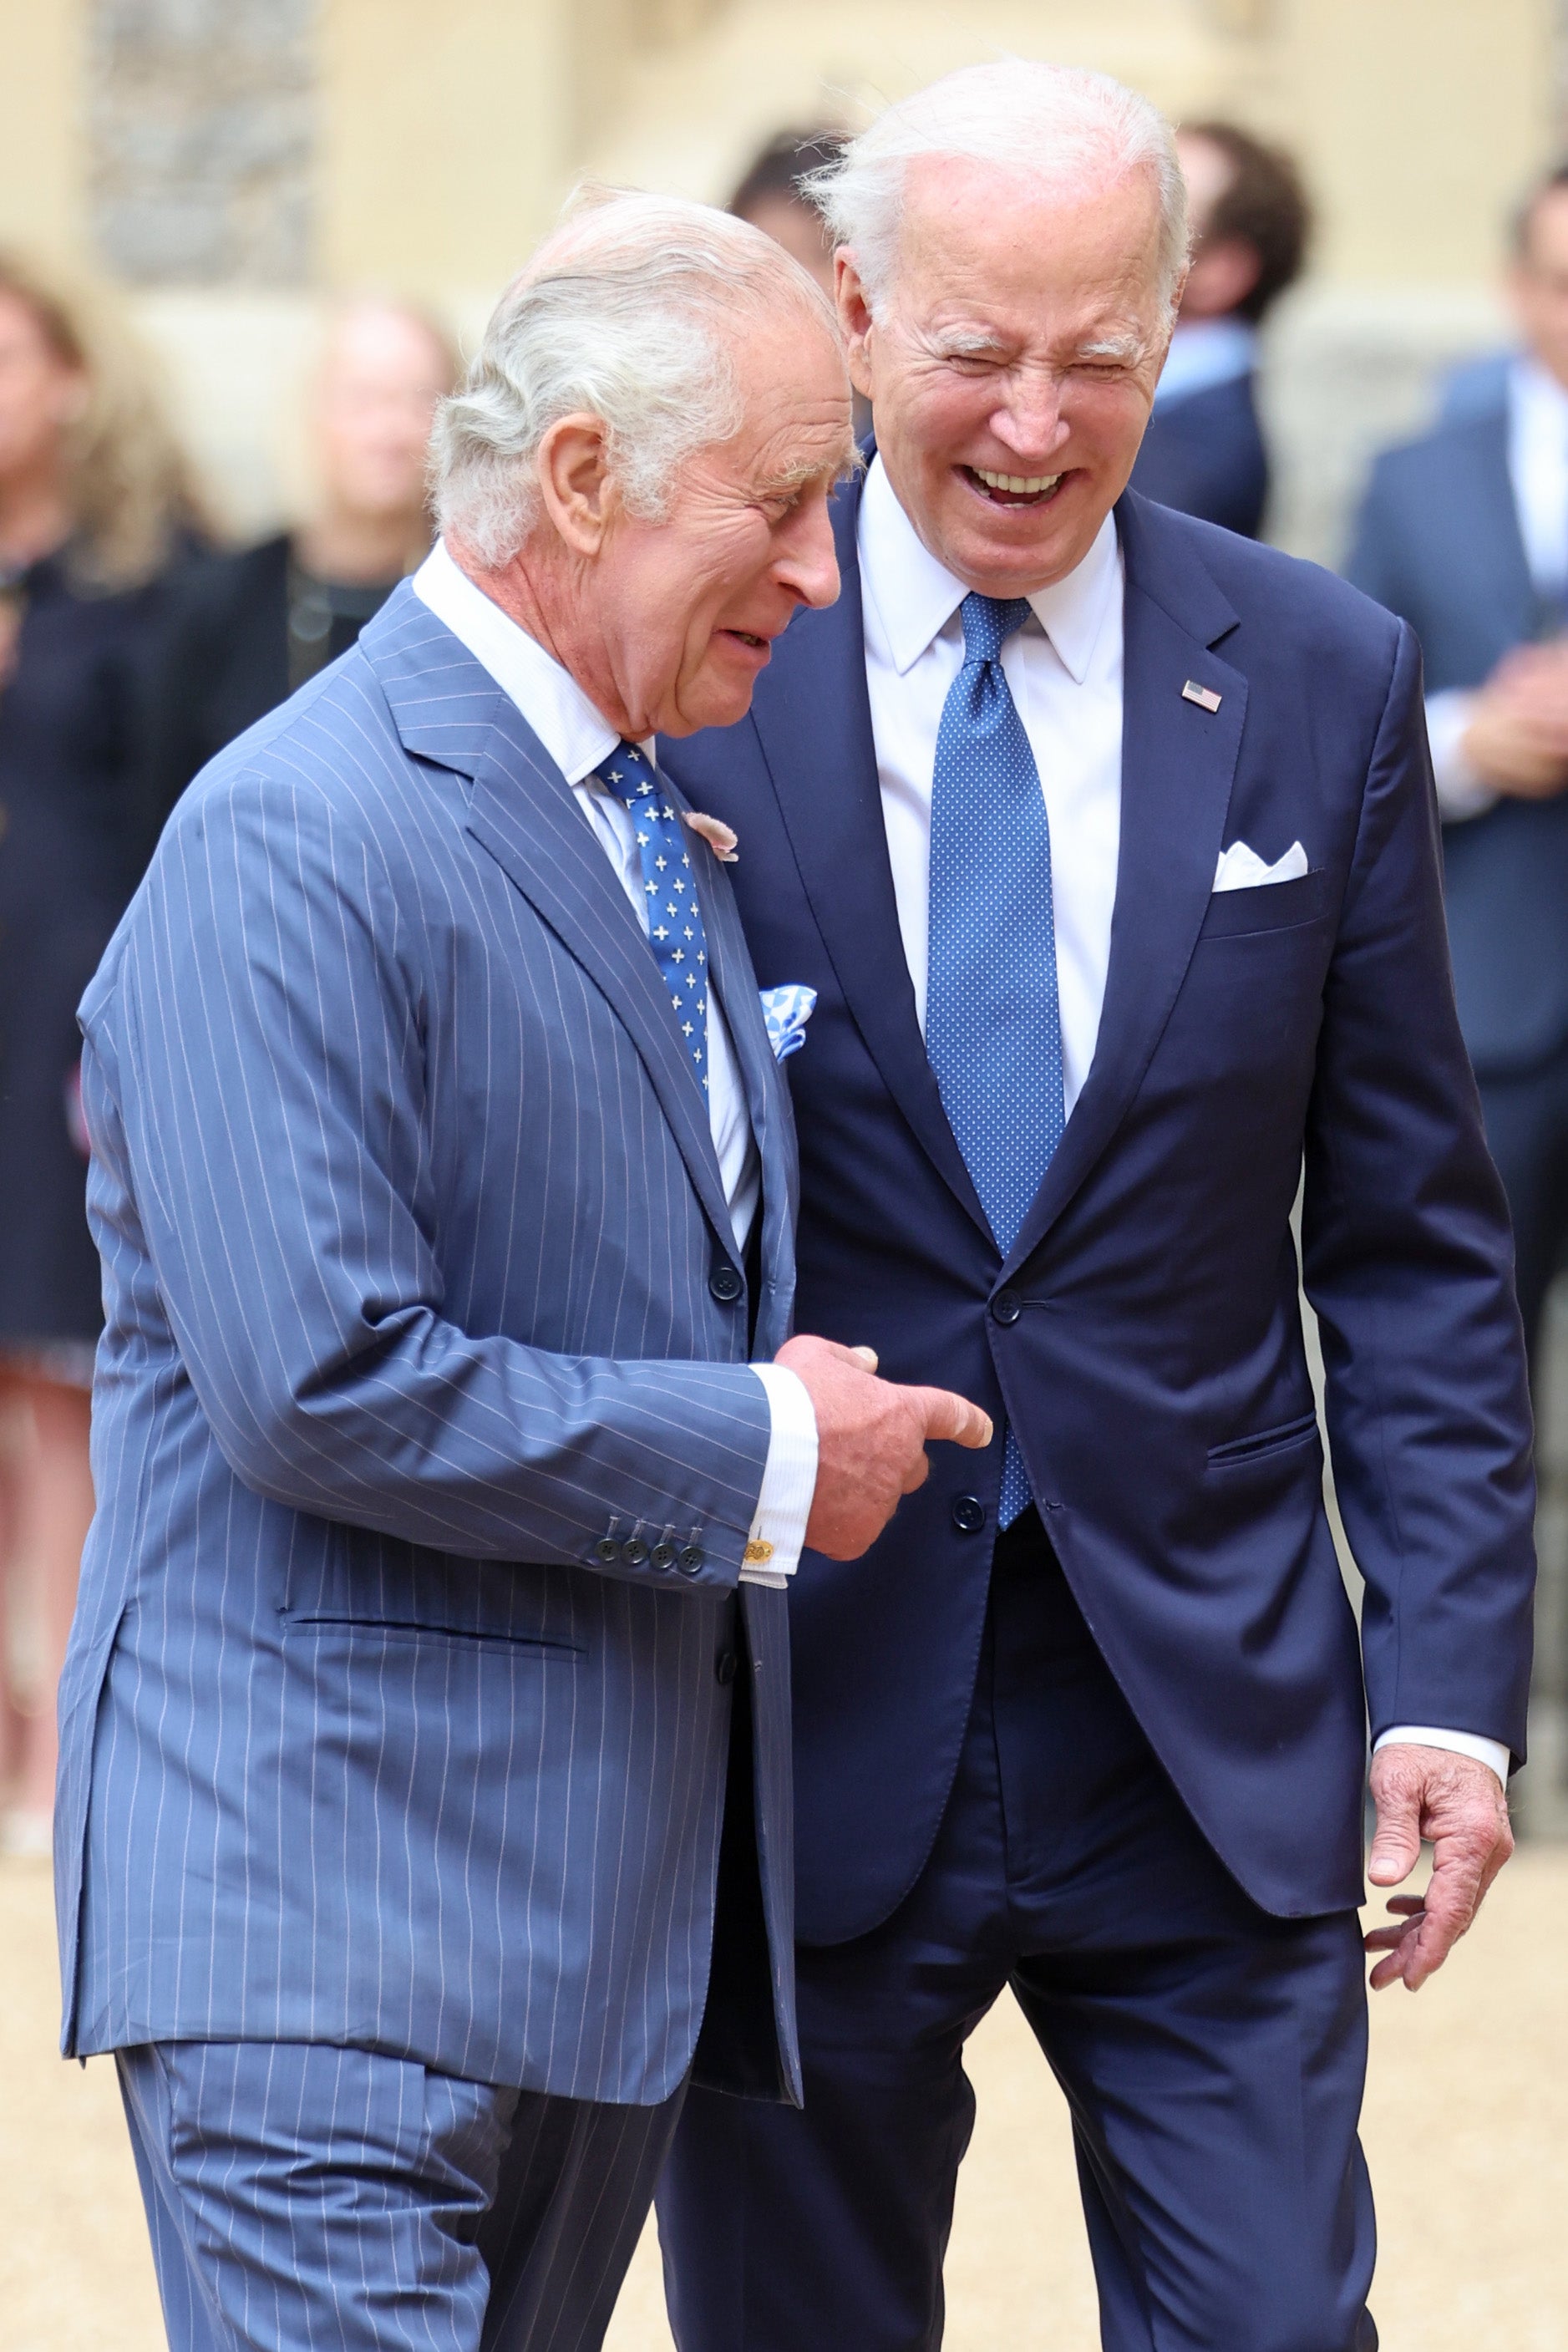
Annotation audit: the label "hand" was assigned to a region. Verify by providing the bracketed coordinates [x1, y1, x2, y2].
[776, 1334, 992, 1562]
[1363, 1743, 1514, 1992]
[1462, 643, 1568, 797]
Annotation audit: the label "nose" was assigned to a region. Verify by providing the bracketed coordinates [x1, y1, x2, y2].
[777, 493, 841, 612]
[991, 372, 1069, 467]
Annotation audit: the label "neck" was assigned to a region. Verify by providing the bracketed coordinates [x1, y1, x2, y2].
[0, 459, 71, 573]
[294, 505, 427, 586]
[447, 532, 641, 738]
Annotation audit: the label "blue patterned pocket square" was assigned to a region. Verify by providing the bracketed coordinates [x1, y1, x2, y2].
[759, 983, 817, 1062]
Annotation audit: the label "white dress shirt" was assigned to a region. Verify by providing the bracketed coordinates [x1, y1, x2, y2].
[860, 460, 1507, 1784]
[413, 541, 816, 1584]
[1428, 353, 1568, 821]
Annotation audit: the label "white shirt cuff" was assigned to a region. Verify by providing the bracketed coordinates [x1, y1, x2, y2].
[1373, 1725, 1510, 1786]
[1425, 690, 1499, 821]
[737, 1363, 819, 1588]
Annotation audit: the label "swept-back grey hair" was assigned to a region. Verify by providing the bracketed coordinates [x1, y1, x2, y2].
[431, 187, 838, 568]
[806, 62, 1188, 317]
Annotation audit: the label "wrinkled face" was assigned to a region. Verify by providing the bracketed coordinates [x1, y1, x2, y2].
[843, 156, 1173, 595]
[313, 308, 452, 521]
[593, 307, 852, 735]
[0, 290, 84, 492]
[1512, 187, 1568, 392]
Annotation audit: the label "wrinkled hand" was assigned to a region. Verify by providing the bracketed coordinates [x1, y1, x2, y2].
[1463, 643, 1568, 798]
[1363, 1744, 1513, 1992]
[776, 1334, 992, 1562]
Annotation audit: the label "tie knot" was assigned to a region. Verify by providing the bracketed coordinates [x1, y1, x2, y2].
[594, 743, 657, 808]
[959, 592, 1033, 668]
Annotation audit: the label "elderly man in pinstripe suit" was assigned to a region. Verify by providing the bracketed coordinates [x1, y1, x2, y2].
[56, 191, 990, 2352]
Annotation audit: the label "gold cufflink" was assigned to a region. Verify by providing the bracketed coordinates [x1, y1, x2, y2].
[743, 1539, 775, 1565]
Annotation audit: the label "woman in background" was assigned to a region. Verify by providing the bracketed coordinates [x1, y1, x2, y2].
[0, 251, 205, 1852]
[145, 297, 458, 828]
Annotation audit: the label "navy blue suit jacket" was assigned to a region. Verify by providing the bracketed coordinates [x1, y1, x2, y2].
[1129, 373, 1268, 538]
[660, 477, 1535, 1940]
[1347, 409, 1568, 1075]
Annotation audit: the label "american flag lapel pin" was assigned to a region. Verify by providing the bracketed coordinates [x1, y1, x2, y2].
[1181, 679, 1224, 713]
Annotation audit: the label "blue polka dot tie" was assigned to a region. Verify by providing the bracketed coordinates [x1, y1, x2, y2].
[926, 593, 1065, 1529]
[594, 742, 710, 1093]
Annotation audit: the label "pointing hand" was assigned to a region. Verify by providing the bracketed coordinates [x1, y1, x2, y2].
[775, 1333, 993, 1562]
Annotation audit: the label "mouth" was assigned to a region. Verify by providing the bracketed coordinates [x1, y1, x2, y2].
[717, 626, 774, 658]
[962, 465, 1066, 509]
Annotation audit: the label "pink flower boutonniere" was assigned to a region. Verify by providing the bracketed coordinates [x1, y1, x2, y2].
[682, 811, 738, 863]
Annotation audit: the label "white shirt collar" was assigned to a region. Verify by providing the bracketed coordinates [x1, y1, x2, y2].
[1508, 350, 1568, 445]
[411, 538, 623, 788]
[1152, 316, 1258, 410]
[857, 453, 1119, 688]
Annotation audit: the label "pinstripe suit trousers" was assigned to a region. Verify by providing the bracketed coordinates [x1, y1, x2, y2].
[119, 2040, 683, 2352]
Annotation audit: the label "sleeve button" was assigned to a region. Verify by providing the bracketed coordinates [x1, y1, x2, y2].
[651, 1541, 677, 1571]
[677, 1544, 705, 1576]
[622, 1537, 650, 1567]
[594, 1537, 622, 1565]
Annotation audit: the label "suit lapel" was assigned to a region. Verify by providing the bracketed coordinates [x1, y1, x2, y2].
[749, 475, 992, 1240]
[1001, 492, 1246, 1278]
[697, 855, 799, 1335]
[363, 588, 736, 1250]
[1464, 411, 1540, 638]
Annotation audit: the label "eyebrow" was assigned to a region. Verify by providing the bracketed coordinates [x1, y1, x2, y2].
[931, 326, 1009, 356]
[1076, 333, 1147, 362]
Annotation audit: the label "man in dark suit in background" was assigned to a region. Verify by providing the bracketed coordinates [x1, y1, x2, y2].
[656, 60, 1530, 2352]
[1130, 119, 1310, 537]
[1350, 160, 1568, 1374]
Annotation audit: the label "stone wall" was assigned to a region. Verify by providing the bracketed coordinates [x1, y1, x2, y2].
[88, 0, 317, 286]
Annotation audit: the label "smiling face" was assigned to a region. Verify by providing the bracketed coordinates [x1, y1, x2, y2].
[566, 306, 853, 737]
[841, 155, 1174, 596]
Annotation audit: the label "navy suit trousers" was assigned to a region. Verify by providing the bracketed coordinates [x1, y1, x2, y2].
[119, 2039, 683, 2352]
[658, 1516, 1378, 2352]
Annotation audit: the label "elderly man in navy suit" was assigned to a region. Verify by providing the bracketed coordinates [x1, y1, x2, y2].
[1350, 160, 1568, 1379]
[656, 64, 1534, 2352]
[56, 191, 988, 2352]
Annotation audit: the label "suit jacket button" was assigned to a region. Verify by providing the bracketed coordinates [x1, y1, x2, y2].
[594, 1536, 622, 1565]
[709, 1262, 743, 1303]
[651, 1541, 677, 1571]
[622, 1537, 650, 1567]
[951, 1495, 986, 1535]
[992, 1288, 1022, 1326]
[677, 1544, 705, 1575]
[715, 1648, 738, 1685]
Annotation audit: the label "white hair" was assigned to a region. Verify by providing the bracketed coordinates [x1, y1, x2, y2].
[806, 62, 1189, 318]
[432, 187, 838, 568]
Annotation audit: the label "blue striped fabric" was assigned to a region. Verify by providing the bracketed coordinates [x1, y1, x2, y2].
[55, 585, 802, 2106]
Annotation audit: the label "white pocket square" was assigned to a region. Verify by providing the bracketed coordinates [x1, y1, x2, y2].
[1212, 839, 1309, 893]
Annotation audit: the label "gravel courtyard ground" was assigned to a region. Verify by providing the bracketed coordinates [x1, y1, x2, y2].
[4, 1846, 1563, 2351]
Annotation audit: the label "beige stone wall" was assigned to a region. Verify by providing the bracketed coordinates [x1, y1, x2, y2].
[0, 0, 1559, 541]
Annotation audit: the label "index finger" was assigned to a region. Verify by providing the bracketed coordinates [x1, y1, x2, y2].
[908, 1386, 993, 1450]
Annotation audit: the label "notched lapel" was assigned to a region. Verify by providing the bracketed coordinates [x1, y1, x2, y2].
[750, 478, 991, 1242]
[460, 718, 737, 1252]
[1002, 500, 1248, 1278]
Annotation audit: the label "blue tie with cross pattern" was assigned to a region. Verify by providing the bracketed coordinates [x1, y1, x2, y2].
[594, 741, 710, 1093]
[926, 592, 1066, 1529]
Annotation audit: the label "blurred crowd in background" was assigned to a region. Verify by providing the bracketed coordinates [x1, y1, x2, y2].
[2, 109, 1567, 1852]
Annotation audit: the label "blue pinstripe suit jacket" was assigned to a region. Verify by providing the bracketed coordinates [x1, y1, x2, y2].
[56, 584, 802, 2106]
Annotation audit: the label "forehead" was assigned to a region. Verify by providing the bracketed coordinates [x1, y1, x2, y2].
[728, 305, 855, 477]
[893, 154, 1165, 332]
[321, 309, 449, 393]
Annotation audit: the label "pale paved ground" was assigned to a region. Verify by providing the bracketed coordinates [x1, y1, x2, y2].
[4, 1852, 1564, 2350]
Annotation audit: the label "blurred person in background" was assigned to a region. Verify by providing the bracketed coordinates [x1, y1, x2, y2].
[1349, 160, 1568, 1380]
[0, 251, 205, 1855]
[145, 297, 457, 831]
[731, 131, 873, 441]
[1129, 120, 1310, 536]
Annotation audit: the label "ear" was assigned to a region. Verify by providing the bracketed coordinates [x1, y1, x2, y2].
[535, 412, 618, 556]
[835, 251, 876, 403]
